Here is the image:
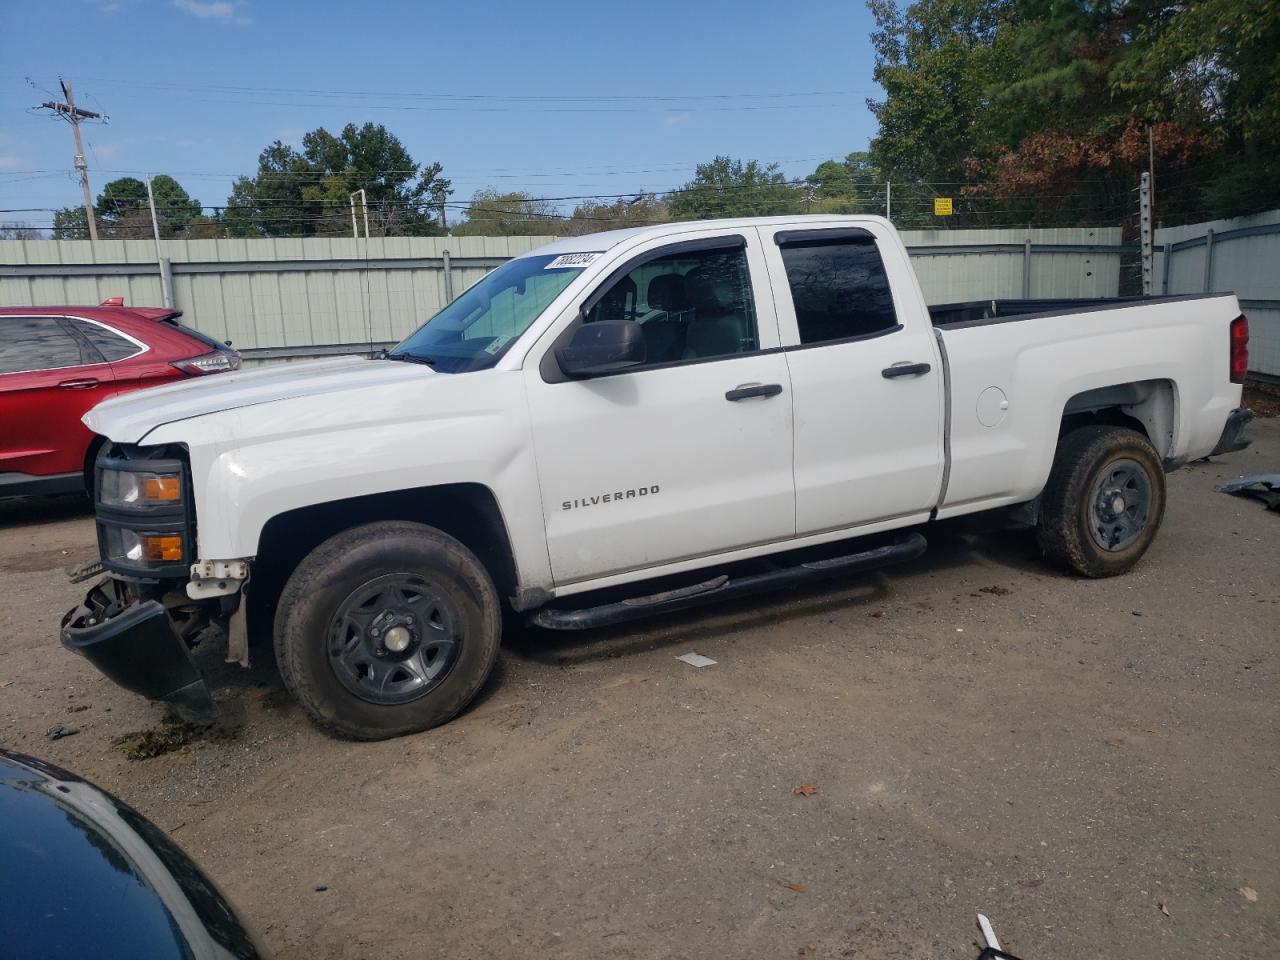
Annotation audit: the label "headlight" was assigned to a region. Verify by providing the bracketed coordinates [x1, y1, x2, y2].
[99, 468, 183, 509]
[103, 528, 186, 564]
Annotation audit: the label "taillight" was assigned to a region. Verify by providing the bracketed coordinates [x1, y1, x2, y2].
[171, 350, 241, 376]
[1229, 315, 1249, 385]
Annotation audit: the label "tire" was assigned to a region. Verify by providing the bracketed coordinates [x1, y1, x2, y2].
[274, 521, 501, 740]
[1037, 425, 1166, 578]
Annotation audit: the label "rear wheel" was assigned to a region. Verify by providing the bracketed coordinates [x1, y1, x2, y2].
[1037, 426, 1166, 578]
[274, 521, 501, 740]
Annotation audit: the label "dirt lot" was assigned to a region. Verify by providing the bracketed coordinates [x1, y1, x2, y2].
[1, 421, 1277, 960]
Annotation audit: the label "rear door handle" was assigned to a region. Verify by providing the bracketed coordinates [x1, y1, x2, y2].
[58, 378, 100, 390]
[881, 362, 931, 379]
[725, 383, 783, 401]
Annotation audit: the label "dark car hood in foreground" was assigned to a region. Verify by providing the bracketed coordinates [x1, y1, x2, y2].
[0, 750, 268, 960]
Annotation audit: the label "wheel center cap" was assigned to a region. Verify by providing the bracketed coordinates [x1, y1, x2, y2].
[384, 625, 412, 653]
[1111, 495, 1126, 514]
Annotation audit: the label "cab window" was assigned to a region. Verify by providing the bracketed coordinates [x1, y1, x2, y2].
[585, 243, 758, 366]
[779, 235, 898, 344]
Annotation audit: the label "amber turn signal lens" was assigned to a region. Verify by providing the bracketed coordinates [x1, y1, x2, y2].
[141, 535, 184, 562]
[141, 475, 182, 501]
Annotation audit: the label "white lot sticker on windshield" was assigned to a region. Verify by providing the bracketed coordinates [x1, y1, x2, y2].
[483, 335, 512, 354]
[545, 252, 602, 270]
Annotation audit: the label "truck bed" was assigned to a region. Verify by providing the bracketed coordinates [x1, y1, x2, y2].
[929, 294, 1220, 329]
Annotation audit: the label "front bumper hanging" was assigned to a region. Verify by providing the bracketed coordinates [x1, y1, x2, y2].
[60, 578, 217, 723]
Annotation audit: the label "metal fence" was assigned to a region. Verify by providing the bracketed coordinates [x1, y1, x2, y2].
[2, 226, 1127, 366]
[1156, 210, 1280, 377]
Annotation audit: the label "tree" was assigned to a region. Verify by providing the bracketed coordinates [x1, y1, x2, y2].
[804, 152, 885, 213]
[561, 193, 669, 236]
[452, 190, 561, 236]
[95, 175, 203, 237]
[52, 207, 89, 240]
[0, 222, 44, 239]
[865, 0, 1280, 225]
[223, 123, 451, 237]
[666, 156, 798, 220]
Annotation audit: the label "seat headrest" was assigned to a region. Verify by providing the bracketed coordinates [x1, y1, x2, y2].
[647, 273, 690, 312]
[684, 266, 739, 315]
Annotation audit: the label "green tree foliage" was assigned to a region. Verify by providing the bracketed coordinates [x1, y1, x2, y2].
[667, 156, 797, 220]
[561, 193, 669, 236]
[52, 206, 89, 240]
[95, 175, 203, 237]
[223, 123, 451, 237]
[803, 152, 886, 213]
[866, 0, 1280, 224]
[451, 190, 560, 236]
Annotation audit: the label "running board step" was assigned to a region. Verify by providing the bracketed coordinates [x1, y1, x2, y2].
[530, 532, 928, 631]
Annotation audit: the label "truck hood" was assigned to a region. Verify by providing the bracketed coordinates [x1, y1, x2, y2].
[85, 355, 435, 444]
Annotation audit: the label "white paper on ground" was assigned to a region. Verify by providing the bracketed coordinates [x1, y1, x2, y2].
[675, 653, 717, 668]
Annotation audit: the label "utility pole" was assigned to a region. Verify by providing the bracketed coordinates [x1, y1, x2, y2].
[349, 189, 369, 238]
[34, 80, 106, 241]
[1139, 171, 1153, 296]
[885, 181, 891, 222]
[145, 175, 176, 309]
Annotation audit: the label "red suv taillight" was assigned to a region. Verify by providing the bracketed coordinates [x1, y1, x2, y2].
[1229, 315, 1249, 385]
[171, 350, 241, 376]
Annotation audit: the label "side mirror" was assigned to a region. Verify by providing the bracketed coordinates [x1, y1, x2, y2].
[556, 320, 646, 378]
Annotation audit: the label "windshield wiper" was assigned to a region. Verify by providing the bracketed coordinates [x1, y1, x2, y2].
[384, 352, 438, 367]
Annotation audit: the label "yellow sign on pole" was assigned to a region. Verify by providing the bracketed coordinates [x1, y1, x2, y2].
[934, 197, 953, 216]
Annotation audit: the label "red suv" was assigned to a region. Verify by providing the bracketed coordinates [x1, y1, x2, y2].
[0, 301, 240, 498]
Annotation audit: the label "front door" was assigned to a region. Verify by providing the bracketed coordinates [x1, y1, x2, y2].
[524, 230, 795, 587]
[759, 224, 945, 534]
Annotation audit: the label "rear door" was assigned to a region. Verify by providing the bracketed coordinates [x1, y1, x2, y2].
[524, 229, 795, 587]
[0, 315, 117, 482]
[759, 224, 945, 534]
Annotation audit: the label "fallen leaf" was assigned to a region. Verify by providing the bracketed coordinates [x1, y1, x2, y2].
[1158, 902, 1170, 917]
[781, 882, 807, 893]
[1239, 887, 1258, 902]
[793, 784, 819, 796]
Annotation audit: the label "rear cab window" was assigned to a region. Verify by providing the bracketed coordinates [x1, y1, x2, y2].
[774, 229, 900, 346]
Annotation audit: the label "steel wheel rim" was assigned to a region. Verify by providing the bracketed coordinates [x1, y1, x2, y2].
[1087, 457, 1152, 552]
[327, 573, 461, 705]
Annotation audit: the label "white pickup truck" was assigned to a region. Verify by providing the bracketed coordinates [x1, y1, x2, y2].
[60, 215, 1253, 740]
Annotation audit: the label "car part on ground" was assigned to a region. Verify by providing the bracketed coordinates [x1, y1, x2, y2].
[0, 749, 270, 959]
[1216, 473, 1280, 511]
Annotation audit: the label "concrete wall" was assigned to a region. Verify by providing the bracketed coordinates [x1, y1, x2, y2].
[1156, 210, 1280, 377]
[2, 227, 1127, 365]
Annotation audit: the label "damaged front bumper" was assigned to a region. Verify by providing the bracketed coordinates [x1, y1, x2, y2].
[60, 578, 217, 723]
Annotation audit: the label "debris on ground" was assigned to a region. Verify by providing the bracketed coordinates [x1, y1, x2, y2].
[675, 652, 717, 668]
[314, 885, 329, 892]
[46, 724, 78, 741]
[979, 585, 1013, 596]
[793, 784, 819, 796]
[1216, 474, 1280, 511]
[1157, 901, 1171, 917]
[112, 722, 210, 760]
[1239, 887, 1258, 902]
[780, 881, 807, 892]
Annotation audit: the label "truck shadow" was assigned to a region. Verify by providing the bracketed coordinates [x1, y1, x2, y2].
[504, 517, 1057, 668]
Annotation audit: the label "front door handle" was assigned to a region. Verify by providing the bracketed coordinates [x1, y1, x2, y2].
[58, 378, 99, 390]
[881, 362, 931, 379]
[725, 383, 783, 401]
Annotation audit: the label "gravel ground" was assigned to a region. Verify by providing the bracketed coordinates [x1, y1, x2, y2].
[1, 419, 1277, 960]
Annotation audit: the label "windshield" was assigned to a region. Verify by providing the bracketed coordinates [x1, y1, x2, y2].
[388, 254, 591, 372]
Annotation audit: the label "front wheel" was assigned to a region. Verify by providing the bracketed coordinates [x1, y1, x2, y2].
[274, 522, 501, 740]
[1037, 425, 1166, 578]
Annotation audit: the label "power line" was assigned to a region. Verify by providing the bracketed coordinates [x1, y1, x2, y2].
[31, 79, 109, 241]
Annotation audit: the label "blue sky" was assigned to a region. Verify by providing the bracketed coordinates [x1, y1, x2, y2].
[1, 0, 883, 229]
